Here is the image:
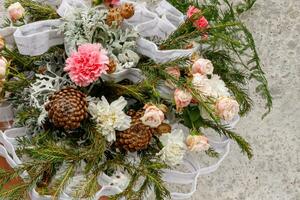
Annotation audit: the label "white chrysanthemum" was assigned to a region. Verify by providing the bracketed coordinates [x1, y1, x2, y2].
[208, 75, 230, 98]
[192, 73, 212, 96]
[88, 96, 131, 142]
[192, 74, 230, 98]
[157, 129, 187, 166]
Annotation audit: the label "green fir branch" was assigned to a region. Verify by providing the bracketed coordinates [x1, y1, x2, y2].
[109, 157, 170, 200]
[206, 147, 220, 158]
[165, 0, 272, 117]
[203, 119, 253, 159]
[52, 164, 76, 199]
[235, 0, 256, 14]
[74, 173, 100, 199]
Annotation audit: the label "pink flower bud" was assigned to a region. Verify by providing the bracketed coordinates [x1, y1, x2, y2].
[186, 135, 210, 152]
[194, 16, 209, 30]
[187, 6, 200, 18]
[7, 2, 25, 22]
[174, 89, 192, 112]
[215, 97, 239, 121]
[192, 58, 214, 75]
[141, 105, 165, 128]
[104, 0, 120, 7]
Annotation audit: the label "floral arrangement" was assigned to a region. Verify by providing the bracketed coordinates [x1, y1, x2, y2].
[0, 0, 272, 199]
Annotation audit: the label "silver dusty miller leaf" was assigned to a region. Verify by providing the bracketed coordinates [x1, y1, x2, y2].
[61, 8, 140, 71]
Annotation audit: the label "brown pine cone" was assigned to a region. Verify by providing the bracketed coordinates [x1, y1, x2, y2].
[120, 3, 135, 19]
[45, 87, 88, 130]
[106, 8, 123, 26]
[115, 109, 153, 152]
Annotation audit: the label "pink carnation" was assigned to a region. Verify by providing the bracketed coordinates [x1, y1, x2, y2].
[187, 6, 200, 18]
[194, 16, 209, 30]
[64, 43, 109, 87]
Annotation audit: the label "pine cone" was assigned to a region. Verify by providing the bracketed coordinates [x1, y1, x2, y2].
[115, 109, 153, 152]
[106, 8, 123, 26]
[120, 3, 135, 19]
[45, 87, 88, 130]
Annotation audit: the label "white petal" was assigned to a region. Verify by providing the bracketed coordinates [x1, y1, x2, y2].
[111, 96, 128, 111]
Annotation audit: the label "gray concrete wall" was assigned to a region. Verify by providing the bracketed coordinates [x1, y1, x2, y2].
[193, 0, 299, 199]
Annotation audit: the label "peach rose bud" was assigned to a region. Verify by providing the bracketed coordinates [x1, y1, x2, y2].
[174, 89, 192, 112]
[7, 2, 25, 22]
[215, 97, 239, 121]
[187, 5, 200, 19]
[186, 135, 210, 152]
[141, 105, 165, 128]
[192, 58, 214, 75]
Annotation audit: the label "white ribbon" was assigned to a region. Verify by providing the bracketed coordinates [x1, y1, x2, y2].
[57, 0, 91, 18]
[13, 19, 64, 56]
[0, 102, 14, 123]
[0, 27, 17, 49]
[101, 68, 144, 83]
[137, 38, 198, 63]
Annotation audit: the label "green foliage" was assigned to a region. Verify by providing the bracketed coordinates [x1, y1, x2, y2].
[1, 46, 36, 71]
[235, 0, 256, 14]
[206, 147, 220, 158]
[182, 106, 204, 130]
[138, 57, 253, 159]
[4, 0, 59, 22]
[0, 119, 170, 200]
[203, 119, 253, 159]
[110, 157, 170, 200]
[204, 50, 253, 115]
[165, 0, 272, 117]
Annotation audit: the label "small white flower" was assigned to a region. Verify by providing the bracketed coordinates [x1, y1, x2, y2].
[157, 129, 187, 166]
[192, 73, 212, 96]
[208, 75, 230, 98]
[192, 74, 230, 98]
[88, 96, 131, 142]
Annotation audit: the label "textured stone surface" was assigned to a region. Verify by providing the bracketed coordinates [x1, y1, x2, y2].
[192, 1, 300, 199]
[0, 0, 299, 199]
